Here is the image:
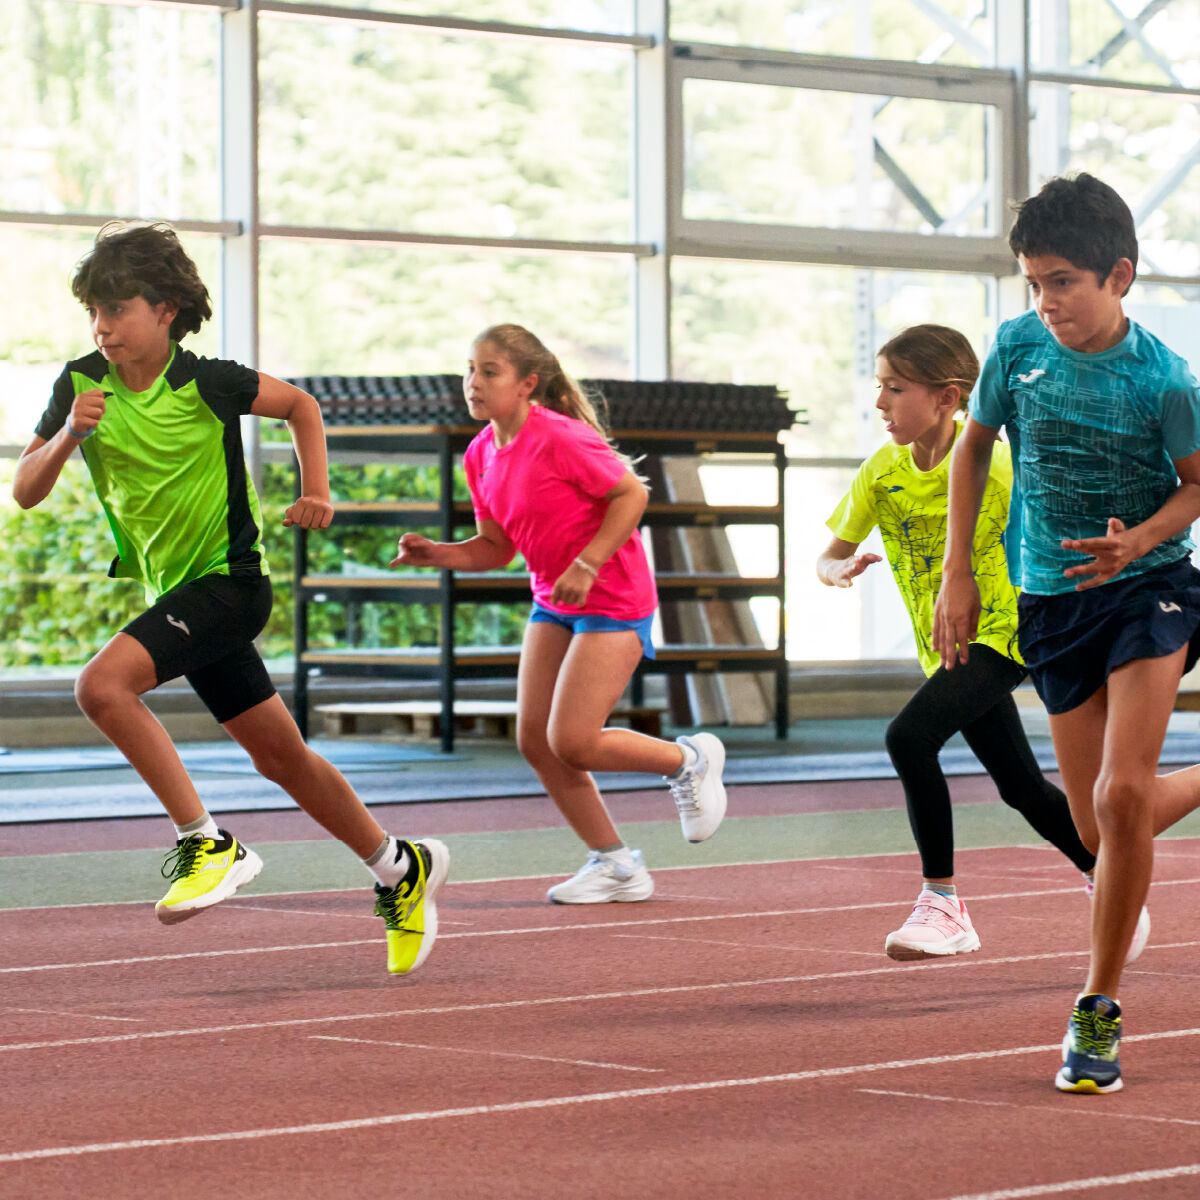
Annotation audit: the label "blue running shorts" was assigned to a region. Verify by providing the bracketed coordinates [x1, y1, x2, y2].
[529, 601, 656, 659]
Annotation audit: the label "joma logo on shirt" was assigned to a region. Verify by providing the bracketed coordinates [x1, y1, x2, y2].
[1017, 369, 1046, 384]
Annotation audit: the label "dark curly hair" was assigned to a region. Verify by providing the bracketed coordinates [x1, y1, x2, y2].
[1008, 173, 1138, 295]
[71, 220, 212, 341]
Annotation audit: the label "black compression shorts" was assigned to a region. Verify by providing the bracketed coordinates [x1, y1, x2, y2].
[121, 573, 276, 723]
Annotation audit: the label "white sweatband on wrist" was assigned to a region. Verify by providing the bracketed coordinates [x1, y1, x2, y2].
[573, 556, 599, 577]
[66, 419, 93, 440]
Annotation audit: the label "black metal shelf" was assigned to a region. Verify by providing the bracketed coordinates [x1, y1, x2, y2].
[293, 420, 788, 750]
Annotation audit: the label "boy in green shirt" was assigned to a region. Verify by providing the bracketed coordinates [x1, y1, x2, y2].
[13, 220, 447, 976]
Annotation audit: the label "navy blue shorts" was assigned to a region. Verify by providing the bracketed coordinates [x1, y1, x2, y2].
[122, 573, 276, 723]
[1018, 558, 1200, 715]
[528, 602, 656, 659]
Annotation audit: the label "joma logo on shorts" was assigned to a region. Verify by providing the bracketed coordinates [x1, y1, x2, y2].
[166, 614, 191, 636]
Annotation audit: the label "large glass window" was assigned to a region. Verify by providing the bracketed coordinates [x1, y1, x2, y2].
[259, 239, 633, 378]
[670, 0, 995, 66]
[1030, 83, 1200, 276]
[682, 79, 994, 235]
[0, 3, 221, 220]
[671, 259, 993, 457]
[258, 17, 632, 240]
[1031, 0, 1200, 87]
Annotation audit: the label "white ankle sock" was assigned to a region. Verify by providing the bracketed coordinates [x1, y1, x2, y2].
[175, 814, 219, 841]
[365, 836, 411, 889]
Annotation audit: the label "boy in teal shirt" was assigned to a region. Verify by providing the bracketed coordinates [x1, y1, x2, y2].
[13, 220, 447, 976]
[936, 174, 1200, 1092]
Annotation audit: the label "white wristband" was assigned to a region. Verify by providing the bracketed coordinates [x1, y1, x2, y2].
[66, 419, 93, 440]
[573, 556, 599, 577]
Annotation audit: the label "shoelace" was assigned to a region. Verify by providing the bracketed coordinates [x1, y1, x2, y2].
[160, 836, 206, 881]
[667, 772, 702, 815]
[1073, 1009, 1120, 1059]
[375, 852, 427, 930]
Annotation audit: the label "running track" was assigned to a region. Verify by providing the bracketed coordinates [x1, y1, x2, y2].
[4, 780, 1200, 1199]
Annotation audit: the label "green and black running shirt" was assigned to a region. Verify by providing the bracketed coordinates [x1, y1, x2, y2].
[35, 344, 269, 603]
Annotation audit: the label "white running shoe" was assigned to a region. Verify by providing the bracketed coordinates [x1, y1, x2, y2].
[665, 732, 727, 843]
[884, 889, 981, 960]
[1084, 875, 1151, 965]
[546, 849, 655, 905]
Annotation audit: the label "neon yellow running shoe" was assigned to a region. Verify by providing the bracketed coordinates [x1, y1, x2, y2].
[374, 838, 450, 975]
[155, 830, 263, 925]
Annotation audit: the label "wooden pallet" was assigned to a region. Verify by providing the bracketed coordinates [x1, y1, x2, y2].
[314, 699, 663, 740]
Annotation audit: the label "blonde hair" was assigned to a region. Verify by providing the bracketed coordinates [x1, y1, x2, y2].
[473, 323, 643, 476]
[877, 324, 980, 413]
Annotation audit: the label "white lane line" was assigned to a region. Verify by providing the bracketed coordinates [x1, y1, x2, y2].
[936, 1163, 1200, 1199]
[11, 955, 1200, 1056]
[615, 933, 881, 958]
[859, 1087, 1200, 1127]
[7, 1031, 1200, 1165]
[9, 1008, 143, 1024]
[309, 1034, 663, 1073]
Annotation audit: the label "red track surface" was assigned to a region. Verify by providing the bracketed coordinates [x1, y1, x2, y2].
[5, 822, 1200, 1199]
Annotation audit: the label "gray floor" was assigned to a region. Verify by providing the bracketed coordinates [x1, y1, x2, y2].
[6, 712, 1200, 824]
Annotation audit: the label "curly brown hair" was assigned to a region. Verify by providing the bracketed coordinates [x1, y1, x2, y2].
[71, 220, 212, 342]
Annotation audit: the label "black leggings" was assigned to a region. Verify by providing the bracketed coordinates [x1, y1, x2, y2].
[884, 643, 1095, 881]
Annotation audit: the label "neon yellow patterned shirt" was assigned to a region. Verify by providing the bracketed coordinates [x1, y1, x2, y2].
[826, 425, 1020, 676]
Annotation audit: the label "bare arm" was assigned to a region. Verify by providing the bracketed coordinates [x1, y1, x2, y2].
[1060, 448, 1200, 589]
[551, 469, 649, 608]
[12, 387, 108, 509]
[816, 536, 882, 587]
[251, 374, 334, 529]
[391, 518, 516, 572]
[932, 417, 999, 668]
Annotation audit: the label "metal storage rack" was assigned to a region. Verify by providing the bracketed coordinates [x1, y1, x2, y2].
[291, 382, 793, 752]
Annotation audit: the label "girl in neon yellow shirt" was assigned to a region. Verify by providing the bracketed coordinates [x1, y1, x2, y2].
[817, 324, 1120, 961]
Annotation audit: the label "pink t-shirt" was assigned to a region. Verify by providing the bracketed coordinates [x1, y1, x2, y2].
[463, 404, 658, 620]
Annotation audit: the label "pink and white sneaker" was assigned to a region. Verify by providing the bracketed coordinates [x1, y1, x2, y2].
[884, 889, 981, 961]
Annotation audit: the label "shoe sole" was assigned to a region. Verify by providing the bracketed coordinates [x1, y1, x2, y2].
[682, 733, 727, 844]
[1055, 1032, 1122, 1093]
[1055, 1067, 1122, 1094]
[403, 838, 450, 973]
[155, 847, 264, 926]
[547, 875, 656, 905]
[884, 930, 982, 961]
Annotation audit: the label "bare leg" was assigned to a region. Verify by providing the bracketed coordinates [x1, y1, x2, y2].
[1051, 650, 1185, 999]
[546, 632, 686, 777]
[223, 694, 385, 859]
[516, 621, 623, 849]
[74, 633, 205, 826]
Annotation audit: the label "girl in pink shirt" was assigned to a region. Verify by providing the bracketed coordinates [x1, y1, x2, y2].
[392, 324, 728, 903]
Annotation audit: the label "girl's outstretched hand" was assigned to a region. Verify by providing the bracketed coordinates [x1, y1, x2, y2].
[390, 532, 440, 568]
[825, 552, 882, 587]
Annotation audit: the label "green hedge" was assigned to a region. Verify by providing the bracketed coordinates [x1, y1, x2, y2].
[0, 456, 525, 670]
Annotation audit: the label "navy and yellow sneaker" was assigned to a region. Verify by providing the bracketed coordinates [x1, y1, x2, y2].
[1055, 993, 1122, 1094]
[155, 829, 263, 925]
[374, 838, 450, 975]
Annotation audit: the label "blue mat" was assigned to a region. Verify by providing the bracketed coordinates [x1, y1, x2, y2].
[0, 739, 450, 777]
